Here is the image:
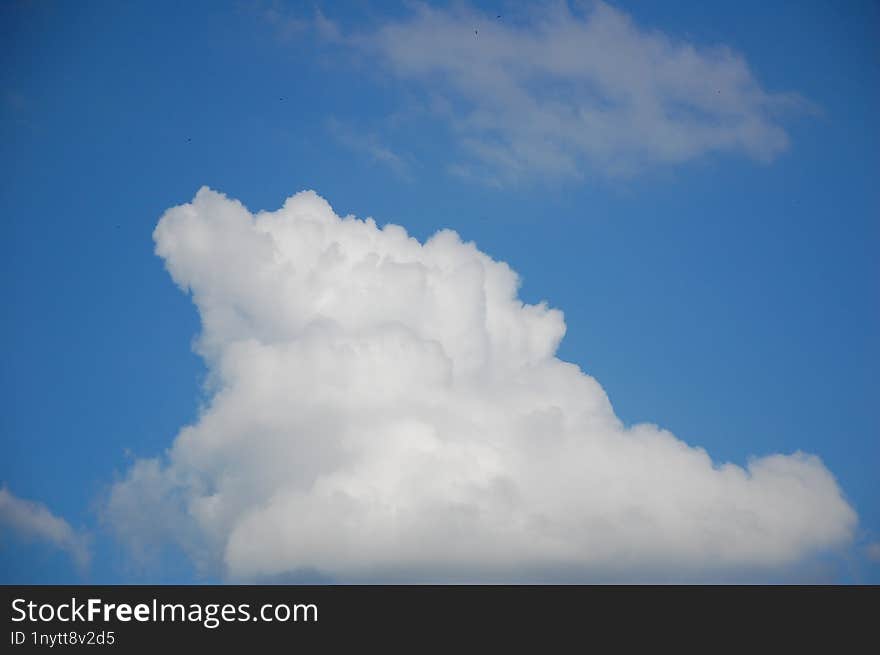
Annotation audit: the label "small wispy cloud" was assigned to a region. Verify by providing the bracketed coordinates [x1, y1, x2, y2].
[253, 0, 309, 41]
[3, 90, 27, 113]
[865, 542, 880, 563]
[326, 118, 413, 180]
[321, 1, 811, 184]
[314, 7, 342, 42]
[0, 486, 91, 573]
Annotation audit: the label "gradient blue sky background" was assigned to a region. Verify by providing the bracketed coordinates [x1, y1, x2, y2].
[1, 0, 877, 583]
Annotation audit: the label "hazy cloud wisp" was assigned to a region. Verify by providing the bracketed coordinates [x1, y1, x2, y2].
[326, 118, 412, 180]
[0, 486, 90, 573]
[334, 1, 807, 182]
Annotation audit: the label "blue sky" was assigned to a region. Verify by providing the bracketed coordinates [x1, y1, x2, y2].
[1, 0, 877, 583]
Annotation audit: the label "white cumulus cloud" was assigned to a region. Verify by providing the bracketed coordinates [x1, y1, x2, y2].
[0, 486, 90, 572]
[106, 187, 855, 581]
[341, 1, 808, 182]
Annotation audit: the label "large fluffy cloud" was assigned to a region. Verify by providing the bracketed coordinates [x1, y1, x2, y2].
[0, 486, 90, 572]
[329, 1, 807, 182]
[106, 187, 855, 581]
